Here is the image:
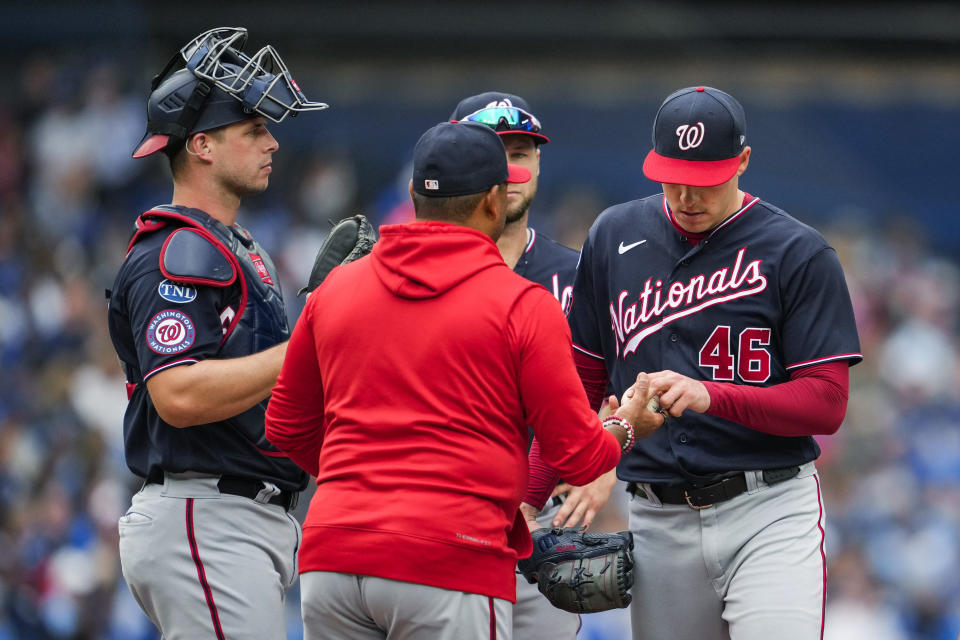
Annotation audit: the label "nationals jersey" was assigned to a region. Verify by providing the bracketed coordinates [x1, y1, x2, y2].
[568, 194, 862, 484]
[107, 206, 307, 491]
[514, 227, 577, 311]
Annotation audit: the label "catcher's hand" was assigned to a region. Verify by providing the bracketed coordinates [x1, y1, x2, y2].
[298, 215, 377, 295]
[517, 527, 635, 614]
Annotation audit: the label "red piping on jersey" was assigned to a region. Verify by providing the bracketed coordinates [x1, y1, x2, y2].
[160, 228, 239, 288]
[787, 353, 863, 369]
[660, 194, 761, 242]
[815, 474, 826, 640]
[186, 498, 226, 640]
[136, 210, 248, 347]
[144, 358, 200, 381]
[572, 343, 604, 360]
[126, 217, 168, 257]
[255, 448, 292, 458]
[525, 228, 536, 254]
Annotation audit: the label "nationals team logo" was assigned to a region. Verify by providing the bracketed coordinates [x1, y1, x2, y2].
[676, 122, 705, 150]
[146, 310, 196, 354]
[609, 247, 767, 358]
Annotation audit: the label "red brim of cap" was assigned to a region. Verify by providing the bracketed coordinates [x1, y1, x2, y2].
[507, 164, 532, 184]
[642, 150, 741, 187]
[132, 134, 170, 159]
[497, 130, 550, 144]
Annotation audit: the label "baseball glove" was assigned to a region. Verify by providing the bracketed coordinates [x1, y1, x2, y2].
[298, 215, 377, 295]
[517, 527, 635, 614]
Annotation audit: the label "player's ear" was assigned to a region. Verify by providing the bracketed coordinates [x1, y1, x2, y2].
[478, 183, 507, 240]
[735, 147, 751, 177]
[185, 133, 214, 162]
[485, 183, 506, 220]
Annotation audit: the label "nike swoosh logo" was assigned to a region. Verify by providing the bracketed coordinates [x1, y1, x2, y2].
[618, 240, 647, 254]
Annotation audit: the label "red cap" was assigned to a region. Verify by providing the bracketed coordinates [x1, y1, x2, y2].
[642, 86, 747, 187]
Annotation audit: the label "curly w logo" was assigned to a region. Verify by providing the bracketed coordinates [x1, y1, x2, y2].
[676, 122, 705, 150]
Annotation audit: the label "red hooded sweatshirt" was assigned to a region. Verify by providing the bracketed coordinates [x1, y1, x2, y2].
[265, 221, 620, 602]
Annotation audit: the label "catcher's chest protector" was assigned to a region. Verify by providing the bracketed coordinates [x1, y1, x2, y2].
[132, 205, 291, 357]
[128, 206, 290, 449]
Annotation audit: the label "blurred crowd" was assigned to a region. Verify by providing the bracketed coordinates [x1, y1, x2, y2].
[0, 55, 958, 640]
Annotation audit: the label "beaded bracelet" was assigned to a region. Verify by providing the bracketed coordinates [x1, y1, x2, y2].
[602, 415, 635, 454]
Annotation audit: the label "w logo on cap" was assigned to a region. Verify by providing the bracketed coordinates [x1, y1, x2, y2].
[676, 122, 706, 150]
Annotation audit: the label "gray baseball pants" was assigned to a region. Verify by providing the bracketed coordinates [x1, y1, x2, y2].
[301, 571, 512, 640]
[118, 474, 301, 640]
[627, 461, 825, 640]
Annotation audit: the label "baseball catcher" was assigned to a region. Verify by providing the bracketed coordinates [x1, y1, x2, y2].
[517, 526, 635, 614]
[299, 215, 378, 295]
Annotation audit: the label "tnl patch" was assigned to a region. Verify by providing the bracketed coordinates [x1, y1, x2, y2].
[249, 253, 275, 285]
[158, 279, 197, 304]
[146, 309, 197, 354]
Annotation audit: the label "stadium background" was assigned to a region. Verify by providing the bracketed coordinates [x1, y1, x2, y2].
[1, 2, 959, 638]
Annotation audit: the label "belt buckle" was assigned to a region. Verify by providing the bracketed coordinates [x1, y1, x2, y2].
[684, 490, 712, 510]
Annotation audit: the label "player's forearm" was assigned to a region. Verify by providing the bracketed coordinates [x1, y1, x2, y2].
[147, 342, 288, 427]
[701, 361, 849, 437]
[574, 348, 609, 412]
[524, 437, 561, 510]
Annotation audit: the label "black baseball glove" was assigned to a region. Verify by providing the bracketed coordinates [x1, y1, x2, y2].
[517, 527, 635, 614]
[298, 215, 377, 295]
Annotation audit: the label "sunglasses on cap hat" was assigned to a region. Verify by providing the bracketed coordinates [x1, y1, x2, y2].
[459, 106, 543, 134]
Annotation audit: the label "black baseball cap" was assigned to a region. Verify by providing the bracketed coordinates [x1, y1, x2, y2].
[412, 122, 531, 197]
[642, 86, 747, 187]
[449, 92, 550, 144]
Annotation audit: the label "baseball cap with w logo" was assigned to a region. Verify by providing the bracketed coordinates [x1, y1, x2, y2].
[642, 86, 747, 187]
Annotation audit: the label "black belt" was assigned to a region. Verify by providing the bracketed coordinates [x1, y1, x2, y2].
[145, 471, 299, 511]
[626, 466, 800, 509]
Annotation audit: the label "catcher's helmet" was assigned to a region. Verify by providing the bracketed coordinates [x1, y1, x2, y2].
[133, 27, 327, 158]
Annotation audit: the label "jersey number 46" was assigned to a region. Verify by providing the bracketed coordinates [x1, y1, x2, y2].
[699, 326, 771, 383]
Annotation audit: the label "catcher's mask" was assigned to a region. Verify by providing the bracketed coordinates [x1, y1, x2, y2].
[133, 26, 327, 158]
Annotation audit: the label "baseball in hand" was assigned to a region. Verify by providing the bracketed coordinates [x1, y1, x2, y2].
[646, 394, 661, 413]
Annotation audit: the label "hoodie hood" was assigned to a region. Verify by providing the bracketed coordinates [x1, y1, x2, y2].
[371, 221, 505, 299]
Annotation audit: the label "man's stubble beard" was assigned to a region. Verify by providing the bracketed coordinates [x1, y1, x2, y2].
[223, 172, 270, 199]
[506, 193, 534, 225]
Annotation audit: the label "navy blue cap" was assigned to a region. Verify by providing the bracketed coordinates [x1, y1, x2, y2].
[643, 86, 747, 187]
[412, 122, 531, 197]
[449, 91, 549, 144]
[133, 68, 256, 158]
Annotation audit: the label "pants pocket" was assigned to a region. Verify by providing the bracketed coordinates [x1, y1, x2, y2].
[118, 510, 154, 528]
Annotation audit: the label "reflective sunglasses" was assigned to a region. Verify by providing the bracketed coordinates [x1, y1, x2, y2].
[460, 106, 542, 133]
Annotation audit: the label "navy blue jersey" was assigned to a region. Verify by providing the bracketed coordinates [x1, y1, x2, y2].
[568, 194, 862, 484]
[107, 206, 307, 491]
[514, 227, 578, 311]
